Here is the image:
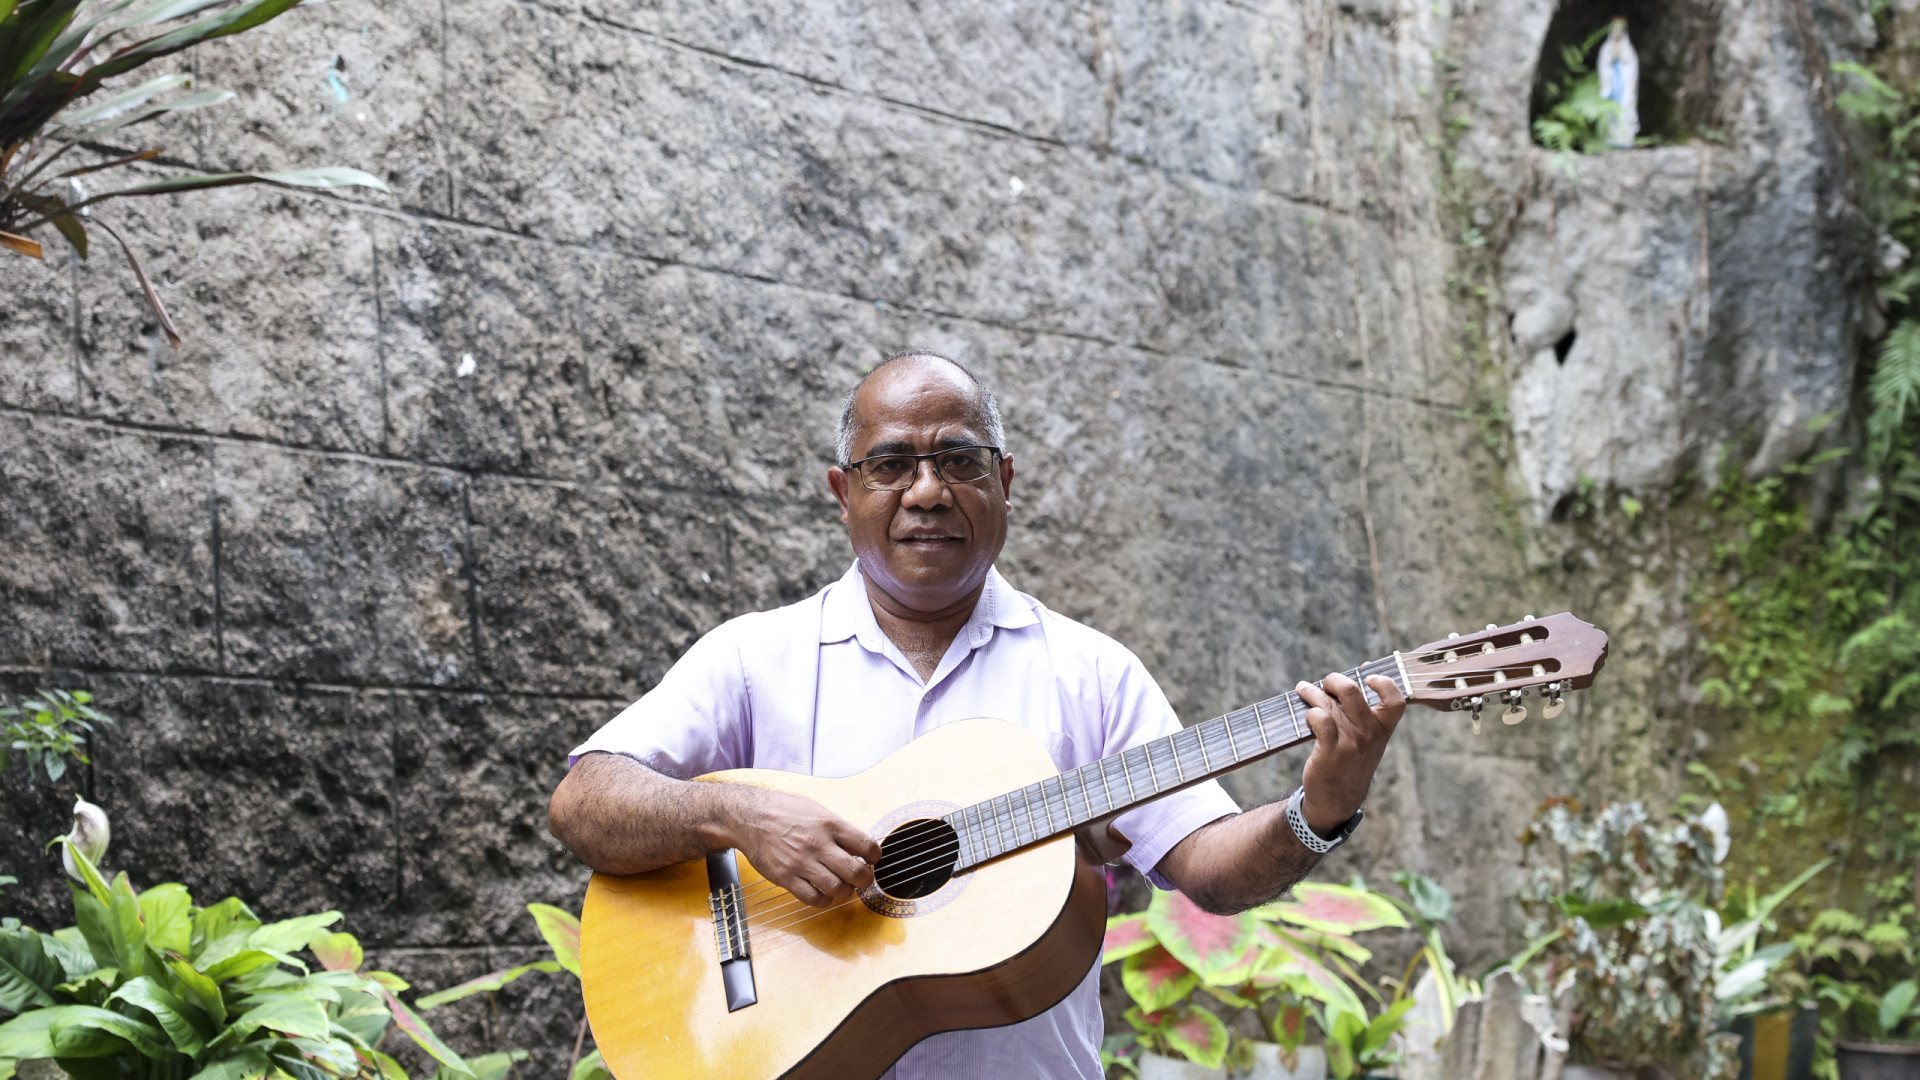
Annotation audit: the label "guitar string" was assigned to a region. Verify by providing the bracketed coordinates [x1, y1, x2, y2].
[731, 646, 1562, 923]
[731, 656, 1387, 917]
[650, 643, 1575, 966]
[732, 650, 1552, 921]
[734, 656, 1428, 923]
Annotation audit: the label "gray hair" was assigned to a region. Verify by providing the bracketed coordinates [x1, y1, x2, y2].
[835, 350, 1005, 464]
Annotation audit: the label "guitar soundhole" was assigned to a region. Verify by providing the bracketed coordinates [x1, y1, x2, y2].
[874, 818, 960, 900]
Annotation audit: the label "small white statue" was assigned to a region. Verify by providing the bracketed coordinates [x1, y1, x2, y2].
[1597, 18, 1640, 148]
[62, 796, 110, 881]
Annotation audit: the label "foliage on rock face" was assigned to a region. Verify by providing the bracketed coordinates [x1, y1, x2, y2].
[1787, 906, 1919, 1048]
[0, 691, 110, 785]
[0, 840, 506, 1080]
[1532, 26, 1623, 161]
[1513, 800, 1738, 1078]
[1101, 879, 1452, 1078]
[0, 0, 388, 343]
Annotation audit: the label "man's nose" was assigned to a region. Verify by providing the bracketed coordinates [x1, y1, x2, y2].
[900, 459, 953, 509]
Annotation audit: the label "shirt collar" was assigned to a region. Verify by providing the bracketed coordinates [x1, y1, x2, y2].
[819, 560, 1039, 650]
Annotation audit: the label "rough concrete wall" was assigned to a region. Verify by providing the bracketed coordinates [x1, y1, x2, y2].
[0, 0, 1869, 1072]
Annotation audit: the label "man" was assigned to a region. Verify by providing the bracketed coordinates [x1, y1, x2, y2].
[548, 352, 1404, 1079]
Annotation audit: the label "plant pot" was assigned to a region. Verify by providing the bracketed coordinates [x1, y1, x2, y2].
[1836, 1042, 1920, 1080]
[1234, 1042, 1328, 1080]
[1138, 1051, 1227, 1080]
[1730, 1006, 1818, 1080]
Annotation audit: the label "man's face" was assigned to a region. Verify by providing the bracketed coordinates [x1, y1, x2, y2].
[827, 359, 1016, 614]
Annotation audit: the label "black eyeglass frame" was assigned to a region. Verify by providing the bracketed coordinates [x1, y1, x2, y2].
[840, 445, 1005, 491]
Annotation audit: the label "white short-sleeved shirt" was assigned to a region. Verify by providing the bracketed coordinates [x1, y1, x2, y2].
[569, 561, 1241, 1080]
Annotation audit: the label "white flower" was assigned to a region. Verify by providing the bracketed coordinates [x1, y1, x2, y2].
[1699, 802, 1731, 864]
[62, 796, 110, 881]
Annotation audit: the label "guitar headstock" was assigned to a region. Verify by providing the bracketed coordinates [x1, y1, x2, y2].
[1401, 613, 1608, 729]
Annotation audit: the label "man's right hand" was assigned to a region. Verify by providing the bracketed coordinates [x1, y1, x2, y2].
[725, 788, 882, 907]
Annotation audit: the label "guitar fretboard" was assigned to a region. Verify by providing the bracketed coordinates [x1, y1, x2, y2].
[943, 655, 1406, 871]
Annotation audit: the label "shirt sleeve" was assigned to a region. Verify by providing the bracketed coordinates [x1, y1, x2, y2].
[567, 618, 753, 778]
[1101, 647, 1242, 890]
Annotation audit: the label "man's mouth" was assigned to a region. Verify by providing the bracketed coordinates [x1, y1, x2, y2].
[896, 531, 963, 545]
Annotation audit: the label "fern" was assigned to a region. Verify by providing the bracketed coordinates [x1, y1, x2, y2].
[1869, 320, 1920, 462]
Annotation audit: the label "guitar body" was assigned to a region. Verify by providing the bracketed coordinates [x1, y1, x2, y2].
[579, 718, 1109, 1080]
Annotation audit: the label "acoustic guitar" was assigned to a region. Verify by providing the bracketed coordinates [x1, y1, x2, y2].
[578, 614, 1609, 1080]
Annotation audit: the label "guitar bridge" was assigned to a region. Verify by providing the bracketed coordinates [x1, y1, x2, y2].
[705, 850, 757, 1011]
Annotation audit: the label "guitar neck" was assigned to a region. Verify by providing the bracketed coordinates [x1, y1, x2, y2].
[945, 653, 1408, 872]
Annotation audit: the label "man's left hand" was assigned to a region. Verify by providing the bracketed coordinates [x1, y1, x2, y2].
[1295, 672, 1405, 836]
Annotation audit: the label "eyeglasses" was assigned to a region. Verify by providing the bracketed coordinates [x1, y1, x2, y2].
[843, 445, 1002, 491]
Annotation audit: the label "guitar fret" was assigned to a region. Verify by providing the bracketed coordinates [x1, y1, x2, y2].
[1099, 758, 1116, 810]
[1122, 748, 1140, 800]
[1254, 701, 1272, 749]
[1171, 735, 1187, 784]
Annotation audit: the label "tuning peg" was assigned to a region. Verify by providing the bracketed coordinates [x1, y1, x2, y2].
[1542, 681, 1566, 719]
[1447, 632, 1461, 639]
[1502, 688, 1527, 725]
[1465, 694, 1485, 735]
[1485, 623, 1499, 631]
[1522, 614, 1536, 621]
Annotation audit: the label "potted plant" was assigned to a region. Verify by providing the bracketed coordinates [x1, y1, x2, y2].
[1506, 799, 1741, 1080]
[1783, 906, 1920, 1080]
[0, 803, 502, 1080]
[1101, 881, 1422, 1079]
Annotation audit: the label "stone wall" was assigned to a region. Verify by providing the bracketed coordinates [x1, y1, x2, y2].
[0, 0, 1872, 1073]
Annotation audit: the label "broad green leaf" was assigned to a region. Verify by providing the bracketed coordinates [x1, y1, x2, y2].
[364, 971, 409, 993]
[187, 1046, 271, 1080]
[571, 1048, 611, 1080]
[1392, 871, 1452, 924]
[308, 932, 361, 974]
[415, 962, 561, 1010]
[0, 927, 60, 1011]
[1362, 997, 1417, 1055]
[1257, 883, 1408, 935]
[1102, 913, 1156, 964]
[381, 989, 471, 1078]
[365, 1050, 408, 1080]
[527, 905, 581, 976]
[138, 883, 193, 956]
[1160, 1006, 1229, 1070]
[47, 928, 97, 980]
[0, 1008, 59, 1059]
[436, 1051, 527, 1080]
[0, 1056, 14, 1080]
[69, 889, 115, 972]
[1882, 980, 1918, 1033]
[214, 995, 329, 1046]
[287, 1036, 358, 1075]
[246, 912, 340, 955]
[191, 899, 259, 960]
[56, 839, 110, 906]
[106, 871, 147, 976]
[48, 1003, 169, 1057]
[1144, 891, 1262, 985]
[110, 975, 207, 1055]
[1120, 945, 1198, 1013]
[168, 957, 226, 1025]
[202, 950, 279, 984]
[52, 967, 117, 1000]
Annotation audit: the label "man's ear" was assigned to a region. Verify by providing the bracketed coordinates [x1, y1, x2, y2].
[999, 452, 1016, 508]
[828, 466, 852, 523]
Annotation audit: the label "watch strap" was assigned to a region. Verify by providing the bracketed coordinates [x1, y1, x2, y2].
[1285, 786, 1363, 855]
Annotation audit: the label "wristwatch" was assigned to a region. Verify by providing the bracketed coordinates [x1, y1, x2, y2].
[1285, 786, 1363, 856]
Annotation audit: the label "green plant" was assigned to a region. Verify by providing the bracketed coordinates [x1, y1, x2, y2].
[0, 838, 504, 1080]
[1532, 26, 1622, 164]
[1784, 904, 1920, 1072]
[0, 0, 388, 344]
[1102, 882, 1411, 1077]
[1, 690, 111, 784]
[1510, 800, 1738, 1079]
[418, 906, 607, 1080]
[1711, 860, 1831, 1018]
